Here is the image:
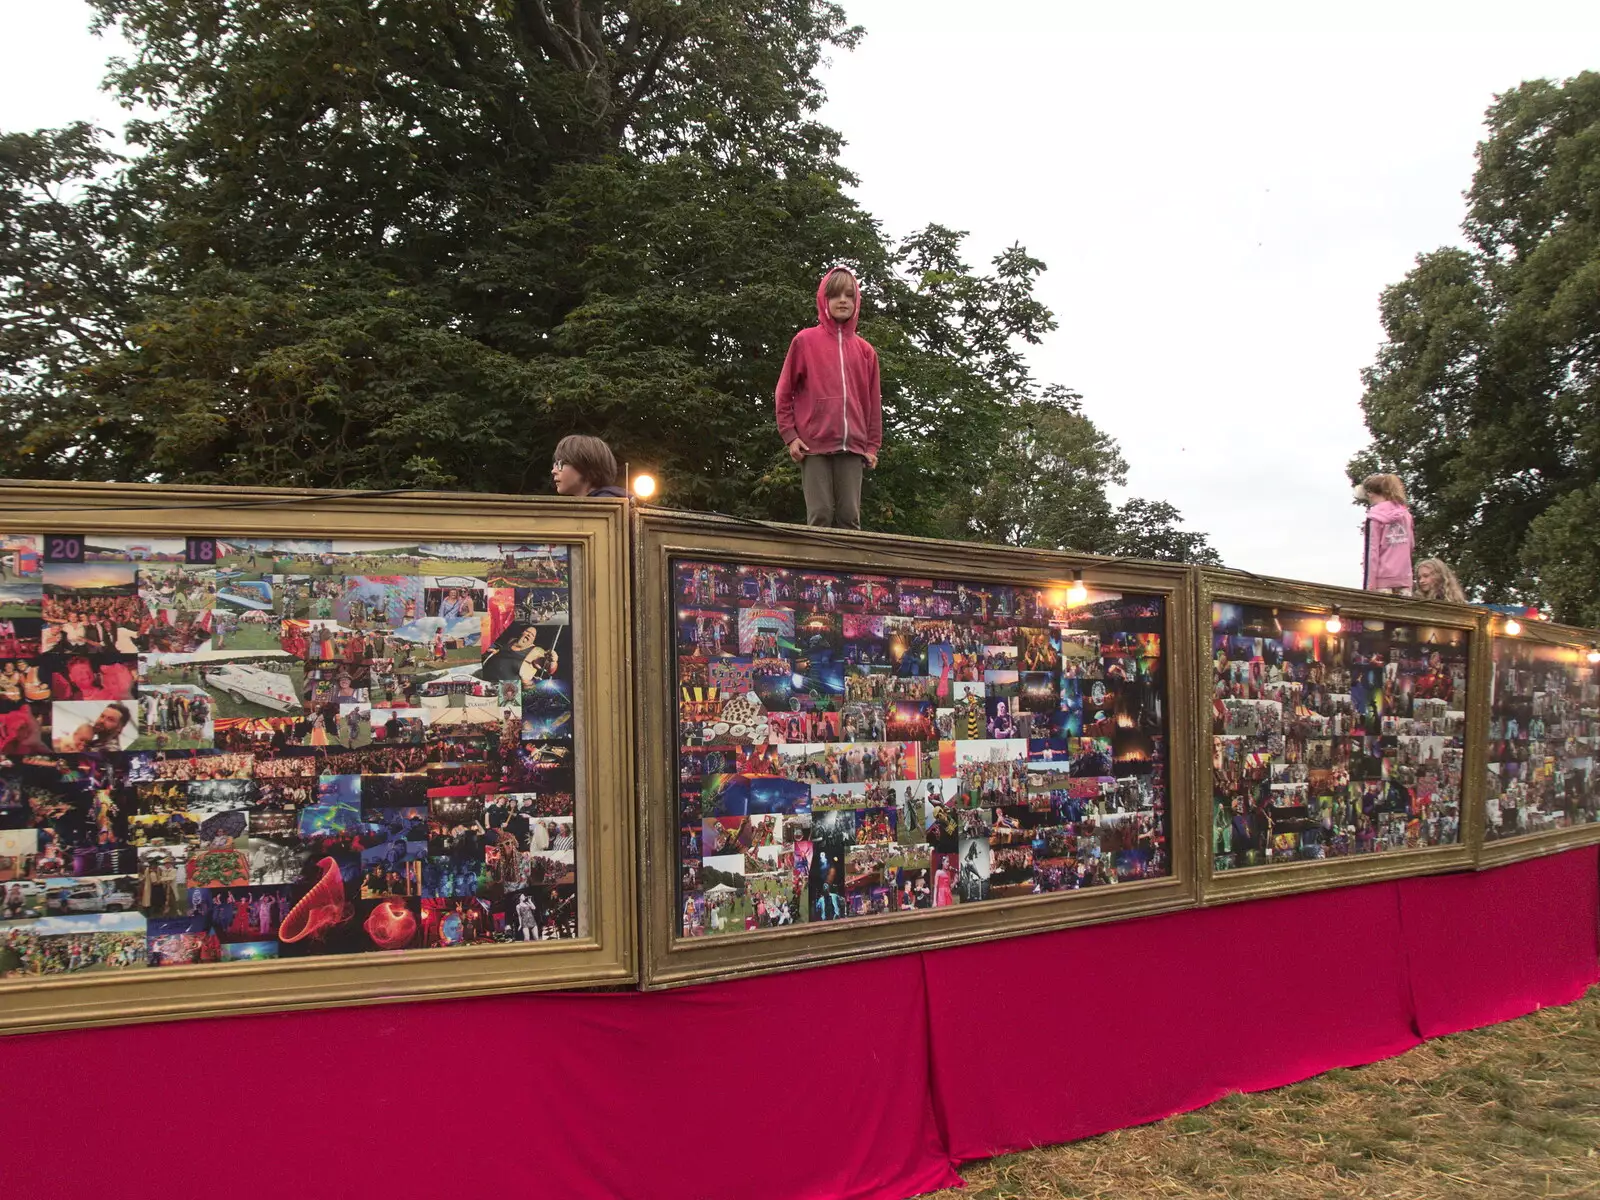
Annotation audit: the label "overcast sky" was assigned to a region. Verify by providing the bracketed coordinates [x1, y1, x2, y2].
[4, 3, 1599, 586]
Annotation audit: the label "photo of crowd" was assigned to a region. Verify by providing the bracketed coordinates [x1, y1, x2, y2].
[673, 558, 1172, 938]
[0, 532, 582, 981]
[1210, 602, 1469, 870]
[1485, 637, 1600, 840]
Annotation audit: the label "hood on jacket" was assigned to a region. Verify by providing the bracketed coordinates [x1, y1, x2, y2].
[1367, 500, 1410, 524]
[815, 267, 861, 337]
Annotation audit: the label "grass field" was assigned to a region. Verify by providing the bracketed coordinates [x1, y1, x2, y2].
[216, 553, 334, 575]
[129, 729, 213, 751]
[214, 553, 503, 576]
[212, 623, 284, 652]
[928, 986, 1600, 1200]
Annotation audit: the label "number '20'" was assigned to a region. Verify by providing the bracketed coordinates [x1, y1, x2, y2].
[45, 536, 84, 562]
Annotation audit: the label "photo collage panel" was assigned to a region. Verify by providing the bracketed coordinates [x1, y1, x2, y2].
[673, 560, 1170, 937]
[1211, 602, 1468, 870]
[1485, 638, 1600, 840]
[0, 534, 580, 980]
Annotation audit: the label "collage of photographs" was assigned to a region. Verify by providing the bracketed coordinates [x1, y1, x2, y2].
[673, 560, 1171, 938]
[1485, 638, 1600, 840]
[0, 533, 581, 980]
[1211, 602, 1469, 869]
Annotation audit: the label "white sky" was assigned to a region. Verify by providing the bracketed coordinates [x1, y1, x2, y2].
[4, 3, 1599, 586]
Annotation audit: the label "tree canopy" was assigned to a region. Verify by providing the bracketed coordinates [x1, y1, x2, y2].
[1, 0, 1216, 561]
[1356, 71, 1600, 621]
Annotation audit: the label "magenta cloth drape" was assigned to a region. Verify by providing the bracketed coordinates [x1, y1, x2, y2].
[2, 848, 1594, 1200]
[1398, 846, 1599, 1038]
[922, 878, 1420, 1159]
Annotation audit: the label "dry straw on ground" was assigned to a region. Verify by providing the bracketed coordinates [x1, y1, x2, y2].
[927, 985, 1600, 1200]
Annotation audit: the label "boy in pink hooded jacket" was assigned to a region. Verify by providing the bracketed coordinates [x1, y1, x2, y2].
[1356, 473, 1415, 594]
[775, 267, 882, 528]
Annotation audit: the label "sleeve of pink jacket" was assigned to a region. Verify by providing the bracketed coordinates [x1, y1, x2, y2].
[864, 343, 883, 457]
[1365, 512, 1380, 588]
[774, 333, 805, 447]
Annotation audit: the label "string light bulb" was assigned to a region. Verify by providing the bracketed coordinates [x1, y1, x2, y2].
[1503, 618, 1522, 637]
[631, 473, 657, 500]
[1065, 569, 1089, 607]
[1586, 644, 1599, 665]
[1323, 606, 1342, 635]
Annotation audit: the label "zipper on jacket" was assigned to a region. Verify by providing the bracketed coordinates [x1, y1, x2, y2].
[837, 327, 851, 455]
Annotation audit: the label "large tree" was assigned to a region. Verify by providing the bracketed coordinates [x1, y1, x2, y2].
[1, 0, 1215, 560]
[937, 384, 1220, 562]
[1356, 71, 1600, 621]
[0, 122, 141, 473]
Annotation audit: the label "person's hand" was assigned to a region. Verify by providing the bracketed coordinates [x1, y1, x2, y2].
[787, 437, 809, 464]
[864, 451, 878, 469]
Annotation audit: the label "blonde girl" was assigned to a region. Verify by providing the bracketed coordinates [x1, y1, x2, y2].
[1354, 473, 1415, 595]
[1415, 558, 1468, 604]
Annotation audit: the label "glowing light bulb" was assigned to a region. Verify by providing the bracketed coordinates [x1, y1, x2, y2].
[1324, 607, 1342, 635]
[1586, 645, 1599, 665]
[1504, 618, 1522, 637]
[1065, 570, 1088, 607]
[632, 473, 657, 499]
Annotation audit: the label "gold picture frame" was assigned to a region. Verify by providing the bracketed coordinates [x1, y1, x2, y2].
[0, 480, 635, 1034]
[1477, 613, 1600, 869]
[635, 508, 1201, 990]
[1194, 568, 1487, 905]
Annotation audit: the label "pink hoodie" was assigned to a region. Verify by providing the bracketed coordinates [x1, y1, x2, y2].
[1365, 500, 1415, 590]
[774, 269, 882, 459]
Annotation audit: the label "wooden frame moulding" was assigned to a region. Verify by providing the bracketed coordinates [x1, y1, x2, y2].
[1477, 611, 1600, 870]
[635, 507, 1201, 990]
[0, 480, 636, 1034]
[1195, 567, 1488, 906]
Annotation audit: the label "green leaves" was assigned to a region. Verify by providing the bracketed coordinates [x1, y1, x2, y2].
[0, 122, 144, 479]
[1524, 484, 1600, 625]
[931, 385, 1219, 563]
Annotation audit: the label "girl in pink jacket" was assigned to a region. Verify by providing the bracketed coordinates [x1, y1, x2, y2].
[1355, 473, 1415, 594]
[775, 268, 882, 529]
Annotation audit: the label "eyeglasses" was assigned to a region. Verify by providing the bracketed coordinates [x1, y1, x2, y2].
[551, 460, 566, 471]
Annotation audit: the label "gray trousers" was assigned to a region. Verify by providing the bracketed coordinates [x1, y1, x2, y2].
[801, 453, 864, 528]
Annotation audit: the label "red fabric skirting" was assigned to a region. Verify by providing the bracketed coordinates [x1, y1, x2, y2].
[2, 849, 1595, 1200]
[4, 956, 959, 1200]
[1398, 846, 1600, 1038]
[925, 845, 1599, 1162]
[923, 879, 1421, 1159]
